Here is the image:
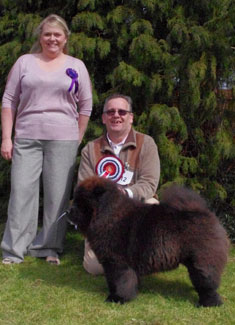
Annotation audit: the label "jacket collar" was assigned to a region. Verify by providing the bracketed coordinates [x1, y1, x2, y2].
[100, 128, 137, 153]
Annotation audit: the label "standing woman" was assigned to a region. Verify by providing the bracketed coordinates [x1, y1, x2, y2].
[1, 14, 92, 265]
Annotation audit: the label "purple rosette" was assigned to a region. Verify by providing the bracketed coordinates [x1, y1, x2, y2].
[66, 68, 78, 93]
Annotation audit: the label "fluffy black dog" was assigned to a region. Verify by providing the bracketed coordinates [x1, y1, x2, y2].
[68, 176, 229, 307]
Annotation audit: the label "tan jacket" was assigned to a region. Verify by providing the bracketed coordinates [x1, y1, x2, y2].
[77, 128, 160, 200]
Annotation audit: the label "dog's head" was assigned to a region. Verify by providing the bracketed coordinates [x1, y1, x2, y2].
[67, 176, 120, 234]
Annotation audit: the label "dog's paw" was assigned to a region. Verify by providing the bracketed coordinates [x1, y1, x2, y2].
[198, 292, 223, 307]
[106, 294, 125, 304]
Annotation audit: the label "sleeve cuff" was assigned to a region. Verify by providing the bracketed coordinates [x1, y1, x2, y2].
[125, 188, 133, 198]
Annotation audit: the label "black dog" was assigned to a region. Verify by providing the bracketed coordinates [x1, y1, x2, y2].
[68, 176, 229, 307]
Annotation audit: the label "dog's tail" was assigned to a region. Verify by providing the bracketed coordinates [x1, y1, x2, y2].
[161, 185, 208, 213]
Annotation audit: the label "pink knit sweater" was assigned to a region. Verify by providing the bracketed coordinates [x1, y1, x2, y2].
[2, 54, 92, 140]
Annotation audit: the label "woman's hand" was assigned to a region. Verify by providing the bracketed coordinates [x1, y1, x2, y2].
[1, 138, 13, 160]
[117, 185, 127, 196]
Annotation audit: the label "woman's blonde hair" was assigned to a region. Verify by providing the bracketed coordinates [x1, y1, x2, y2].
[30, 14, 70, 54]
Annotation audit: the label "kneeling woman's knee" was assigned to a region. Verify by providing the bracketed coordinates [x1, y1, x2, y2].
[83, 253, 104, 275]
[83, 240, 104, 275]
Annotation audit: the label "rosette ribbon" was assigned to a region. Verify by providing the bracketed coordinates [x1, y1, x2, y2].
[95, 156, 124, 182]
[66, 68, 78, 93]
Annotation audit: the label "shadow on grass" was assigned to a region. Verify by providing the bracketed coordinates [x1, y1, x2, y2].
[12, 229, 197, 306]
[140, 273, 197, 305]
[16, 229, 108, 297]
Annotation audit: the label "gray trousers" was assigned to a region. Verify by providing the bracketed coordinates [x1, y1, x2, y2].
[1, 139, 78, 263]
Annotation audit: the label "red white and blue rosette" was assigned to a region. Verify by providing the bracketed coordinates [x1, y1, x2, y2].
[95, 156, 124, 182]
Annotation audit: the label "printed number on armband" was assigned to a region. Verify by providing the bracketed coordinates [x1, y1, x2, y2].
[117, 170, 133, 185]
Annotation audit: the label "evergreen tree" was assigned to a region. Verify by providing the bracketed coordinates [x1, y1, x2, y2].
[0, 0, 234, 235]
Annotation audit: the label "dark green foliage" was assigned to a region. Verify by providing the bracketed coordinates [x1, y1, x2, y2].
[0, 120, 11, 221]
[0, 0, 234, 239]
[211, 159, 235, 242]
[0, 157, 11, 220]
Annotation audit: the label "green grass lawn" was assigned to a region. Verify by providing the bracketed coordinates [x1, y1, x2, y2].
[0, 228, 234, 325]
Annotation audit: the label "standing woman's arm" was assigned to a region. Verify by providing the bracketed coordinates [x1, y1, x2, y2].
[1, 56, 22, 161]
[75, 59, 93, 144]
[78, 113, 90, 144]
[1, 107, 16, 160]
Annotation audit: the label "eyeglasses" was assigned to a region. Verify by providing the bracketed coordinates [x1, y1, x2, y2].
[103, 109, 132, 116]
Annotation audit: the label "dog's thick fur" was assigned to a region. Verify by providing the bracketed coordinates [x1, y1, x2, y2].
[68, 176, 229, 307]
